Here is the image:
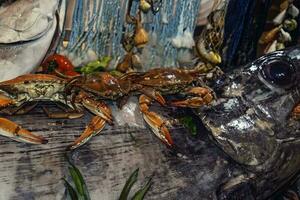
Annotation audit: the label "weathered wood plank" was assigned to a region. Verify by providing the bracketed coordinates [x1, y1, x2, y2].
[0, 103, 235, 200]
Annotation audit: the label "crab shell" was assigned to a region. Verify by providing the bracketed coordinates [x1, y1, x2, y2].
[134, 68, 195, 93]
[0, 74, 67, 106]
[69, 72, 132, 100]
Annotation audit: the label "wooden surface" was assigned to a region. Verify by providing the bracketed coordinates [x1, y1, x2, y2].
[0, 102, 235, 200]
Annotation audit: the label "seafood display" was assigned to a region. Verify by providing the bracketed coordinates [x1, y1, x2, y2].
[0, 0, 65, 81]
[0, 0, 299, 199]
[0, 45, 299, 198]
[0, 67, 217, 149]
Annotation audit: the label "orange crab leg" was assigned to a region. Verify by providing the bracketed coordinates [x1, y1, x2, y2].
[170, 87, 214, 108]
[0, 99, 13, 108]
[139, 87, 166, 105]
[68, 116, 106, 150]
[77, 91, 113, 124]
[67, 92, 113, 150]
[42, 106, 84, 119]
[0, 118, 47, 144]
[292, 103, 300, 120]
[0, 95, 14, 108]
[139, 94, 173, 146]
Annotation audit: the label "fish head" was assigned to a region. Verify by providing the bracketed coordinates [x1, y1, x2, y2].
[199, 47, 300, 171]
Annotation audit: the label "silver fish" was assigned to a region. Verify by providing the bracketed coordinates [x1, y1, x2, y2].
[192, 46, 300, 199]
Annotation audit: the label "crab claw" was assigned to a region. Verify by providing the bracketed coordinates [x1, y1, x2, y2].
[79, 93, 113, 124]
[139, 94, 173, 146]
[0, 118, 48, 144]
[171, 87, 214, 108]
[0, 99, 13, 108]
[0, 95, 14, 108]
[142, 111, 173, 146]
[171, 97, 207, 108]
[68, 116, 106, 150]
[152, 91, 166, 105]
[139, 87, 166, 105]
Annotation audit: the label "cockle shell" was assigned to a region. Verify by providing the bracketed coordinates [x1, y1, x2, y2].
[279, 28, 292, 43]
[288, 4, 299, 18]
[273, 9, 287, 25]
[139, 0, 151, 13]
[283, 19, 298, 31]
[134, 26, 149, 48]
[116, 53, 133, 73]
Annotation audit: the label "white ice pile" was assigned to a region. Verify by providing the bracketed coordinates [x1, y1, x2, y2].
[111, 97, 146, 128]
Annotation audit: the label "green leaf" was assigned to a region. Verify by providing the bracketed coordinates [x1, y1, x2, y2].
[80, 56, 112, 74]
[131, 177, 152, 200]
[101, 56, 112, 64]
[119, 168, 139, 200]
[68, 161, 91, 200]
[68, 167, 84, 196]
[109, 70, 124, 77]
[179, 116, 197, 136]
[63, 178, 79, 200]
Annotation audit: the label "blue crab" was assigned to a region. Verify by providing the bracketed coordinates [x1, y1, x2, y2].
[0, 68, 215, 149]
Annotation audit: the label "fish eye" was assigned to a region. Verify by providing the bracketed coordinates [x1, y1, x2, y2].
[261, 58, 296, 88]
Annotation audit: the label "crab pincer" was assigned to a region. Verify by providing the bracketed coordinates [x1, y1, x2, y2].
[68, 116, 106, 150]
[0, 91, 47, 144]
[67, 91, 113, 150]
[0, 118, 48, 144]
[139, 94, 173, 146]
[170, 87, 214, 108]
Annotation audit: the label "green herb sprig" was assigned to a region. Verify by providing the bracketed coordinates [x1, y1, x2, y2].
[119, 168, 152, 200]
[63, 159, 91, 200]
[63, 159, 152, 200]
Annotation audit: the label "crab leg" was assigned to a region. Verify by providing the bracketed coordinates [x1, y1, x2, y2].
[139, 94, 173, 146]
[0, 95, 14, 109]
[68, 116, 106, 150]
[67, 92, 113, 149]
[170, 87, 214, 108]
[42, 106, 84, 119]
[0, 118, 48, 144]
[78, 92, 113, 124]
[1, 102, 38, 115]
[292, 103, 300, 120]
[138, 87, 166, 105]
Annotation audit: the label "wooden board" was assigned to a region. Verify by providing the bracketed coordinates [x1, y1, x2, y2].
[0, 103, 235, 200]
